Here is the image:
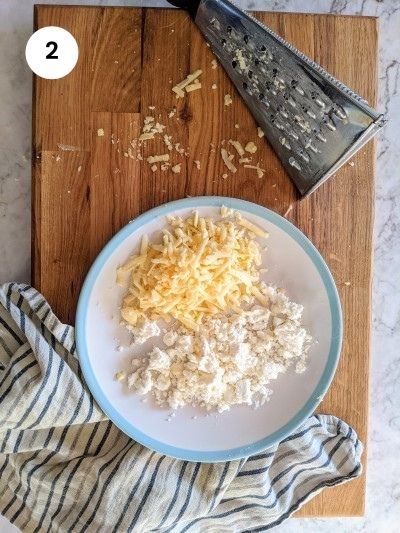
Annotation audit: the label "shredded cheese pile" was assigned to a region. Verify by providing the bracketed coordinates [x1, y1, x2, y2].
[118, 210, 268, 331]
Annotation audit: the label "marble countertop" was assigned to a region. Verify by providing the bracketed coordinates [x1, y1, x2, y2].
[0, 0, 399, 531]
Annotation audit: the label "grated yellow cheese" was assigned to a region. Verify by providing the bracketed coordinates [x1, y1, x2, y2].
[171, 163, 181, 174]
[147, 154, 170, 164]
[118, 212, 268, 330]
[229, 139, 245, 157]
[224, 94, 233, 106]
[221, 148, 237, 173]
[244, 163, 265, 178]
[245, 142, 257, 154]
[185, 82, 202, 93]
[172, 70, 202, 98]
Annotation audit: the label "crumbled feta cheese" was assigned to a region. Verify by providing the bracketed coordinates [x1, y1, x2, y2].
[125, 284, 311, 412]
[128, 319, 161, 344]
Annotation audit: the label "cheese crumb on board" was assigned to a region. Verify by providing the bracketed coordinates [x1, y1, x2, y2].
[172, 69, 202, 98]
[185, 82, 202, 93]
[228, 139, 245, 157]
[139, 117, 166, 141]
[224, 94, 233, 106]
[283, 204, 293, 217]
[124, 283, 311, 412]
[194, 160, 201, 170]
[245, 142, 257, 154]
[168, 108, 176, 118]
[97, 128, 105, 137]
[171, 163, 181, 174]
[243, 163, 265, 178]
[235, 124, 240, 129]
[211, 59, 218, 69]
[212, 84, 218, 90]
[221, 148, 237, 173]
[257, 127, 265, 138]
[151, 164, 158, 172]
[147, 154, 170, 164]
[174, 143, 185, 155]
[139, 132, 154, 141]
[118, 212, 268, 331]
[164, 135, 173, 151]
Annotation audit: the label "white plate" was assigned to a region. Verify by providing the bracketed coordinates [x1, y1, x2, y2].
[76, 197, 342, 462]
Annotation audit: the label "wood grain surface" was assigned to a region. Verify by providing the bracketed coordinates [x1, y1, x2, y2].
[32, 5, 378, 517]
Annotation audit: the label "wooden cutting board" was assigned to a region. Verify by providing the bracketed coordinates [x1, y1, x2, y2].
[32, 5, 377, 517]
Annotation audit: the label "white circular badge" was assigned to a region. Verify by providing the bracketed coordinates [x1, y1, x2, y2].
[25, 26, 79, 80]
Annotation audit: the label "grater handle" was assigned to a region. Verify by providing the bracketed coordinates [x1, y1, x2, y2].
[167, 0, 200, 18]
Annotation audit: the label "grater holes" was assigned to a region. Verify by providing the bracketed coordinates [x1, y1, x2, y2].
[221, 38, 226, 47]
[232, 60, 237, 69]
[227, 25, 232, 34]
[260, 44, 266, 52]
[291, 80, 298, 89]
[248, 70, 253, 79]
[272, 68, 278, 77]
[243, 35, 249, 44]
[254, 58, 260, 66]
[259, 93, 265, 100]
[311, 91, 318, 100]
[242, 82, 248, 91]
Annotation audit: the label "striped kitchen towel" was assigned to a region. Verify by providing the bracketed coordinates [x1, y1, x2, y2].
[0, 283, 362, 532]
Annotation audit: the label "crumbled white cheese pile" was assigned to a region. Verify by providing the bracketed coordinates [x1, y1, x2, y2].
[125, 284, 311, 412]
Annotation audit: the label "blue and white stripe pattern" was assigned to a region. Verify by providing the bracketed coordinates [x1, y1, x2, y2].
[0, 283, 362, 532]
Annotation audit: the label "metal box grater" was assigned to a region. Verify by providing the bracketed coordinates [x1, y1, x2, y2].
[168, 0, 386, 196]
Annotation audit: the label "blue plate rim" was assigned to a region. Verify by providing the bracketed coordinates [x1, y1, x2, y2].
[76, 196, 343, 462]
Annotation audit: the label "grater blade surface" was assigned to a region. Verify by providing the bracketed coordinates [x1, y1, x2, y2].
[194, 0, 386, 196]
